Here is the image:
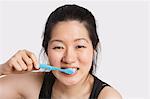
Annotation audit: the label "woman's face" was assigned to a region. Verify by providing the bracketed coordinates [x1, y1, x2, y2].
[47, 20, 94, 86]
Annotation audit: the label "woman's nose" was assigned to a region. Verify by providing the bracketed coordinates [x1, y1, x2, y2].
[62, 48, 77, 64]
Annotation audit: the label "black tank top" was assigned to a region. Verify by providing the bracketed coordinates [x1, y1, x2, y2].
[39, 73, 110, 99]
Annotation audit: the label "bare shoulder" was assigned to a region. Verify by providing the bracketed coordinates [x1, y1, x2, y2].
[98, 86, 122, 99]
[0, 72, 44, 99]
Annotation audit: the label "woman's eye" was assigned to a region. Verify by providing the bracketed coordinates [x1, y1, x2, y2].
[76, 45, 86, 49]
[53, 46, 64, 49]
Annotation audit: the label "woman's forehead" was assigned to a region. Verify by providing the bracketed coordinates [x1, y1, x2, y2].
[50, 21, 91, 41]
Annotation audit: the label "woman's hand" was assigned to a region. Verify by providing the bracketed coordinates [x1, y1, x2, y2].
[0, 50, 39, 75]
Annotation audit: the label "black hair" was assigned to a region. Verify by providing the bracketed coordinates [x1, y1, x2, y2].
[42, 4, 100, 74]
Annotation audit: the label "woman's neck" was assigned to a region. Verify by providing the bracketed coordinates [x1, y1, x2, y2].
[52, 74, 94, 98]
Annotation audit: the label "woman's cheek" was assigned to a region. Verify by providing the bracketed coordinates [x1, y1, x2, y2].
[79, 49, 93, 67]
[48, 50, 63, 66]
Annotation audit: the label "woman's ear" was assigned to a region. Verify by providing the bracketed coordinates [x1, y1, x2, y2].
[93, 50, 97, 65]
[92, 43, 102, 69]
[93, 50, 97, 58]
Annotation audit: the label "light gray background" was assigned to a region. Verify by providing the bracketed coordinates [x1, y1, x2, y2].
[0, 0, 149, 99]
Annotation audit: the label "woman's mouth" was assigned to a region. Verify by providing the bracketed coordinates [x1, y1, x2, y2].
[60, 67, 79, 76]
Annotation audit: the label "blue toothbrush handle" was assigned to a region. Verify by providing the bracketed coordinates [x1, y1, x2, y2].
[39, 64, 53, 70]
[39, 64, 61, 71]
[39, 64, 75, 74]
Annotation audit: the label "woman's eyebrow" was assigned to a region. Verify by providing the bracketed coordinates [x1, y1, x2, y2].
[74, 38, 89, 43]
[49, 40, 63, 44]
[49, 38, 89, 44]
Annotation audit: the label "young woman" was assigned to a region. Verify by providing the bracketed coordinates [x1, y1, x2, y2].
[0, 4, 122, 99]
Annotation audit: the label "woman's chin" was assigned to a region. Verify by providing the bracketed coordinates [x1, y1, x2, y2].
[60, 78, 81, 86]
[53, 71, 83, 86]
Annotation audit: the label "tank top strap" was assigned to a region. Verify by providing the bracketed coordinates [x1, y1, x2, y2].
[89, 75, 110, 99]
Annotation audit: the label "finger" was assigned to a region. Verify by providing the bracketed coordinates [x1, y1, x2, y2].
[29, 53, 39, 69]
[11, 61, 22, 71]
[24, 50, 39, 69]
[24, 57, 33, 71]
[26, 61, 33, 71]
[17, 58, 27, 71]
[21, 55, 33, 71]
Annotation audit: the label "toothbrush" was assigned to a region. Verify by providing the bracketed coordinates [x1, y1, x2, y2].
[32, 64, 76, 75]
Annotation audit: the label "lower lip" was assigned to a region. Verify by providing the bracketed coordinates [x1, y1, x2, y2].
[60, 70, 78, 77]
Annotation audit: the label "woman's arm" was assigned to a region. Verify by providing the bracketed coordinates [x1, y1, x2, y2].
[0, 72, 44, 99]
[0, 49, 41, 99]
[0, 74, 23, 99]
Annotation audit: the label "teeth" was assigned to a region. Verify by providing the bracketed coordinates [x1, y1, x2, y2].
[72, 68, 79, 70]
[71, 68, 80, 73]
[72, 68, 77, 71]
[61, 67, 79, 72]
